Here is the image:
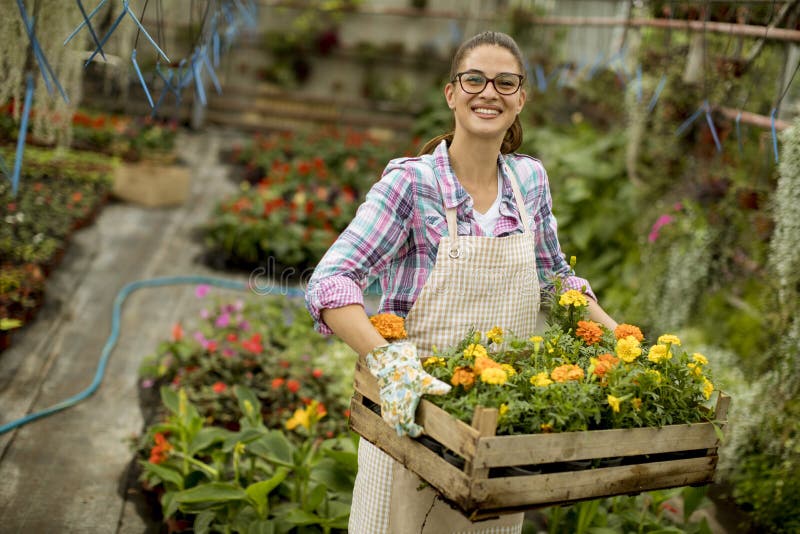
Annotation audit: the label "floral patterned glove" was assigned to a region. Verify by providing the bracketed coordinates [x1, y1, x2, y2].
[365, 342, 452, 437]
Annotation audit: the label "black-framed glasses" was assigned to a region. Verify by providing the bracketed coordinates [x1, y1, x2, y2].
[452, 71, 525, 95]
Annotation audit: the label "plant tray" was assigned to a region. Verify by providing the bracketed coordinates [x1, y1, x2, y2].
[349, 358, 730, 521]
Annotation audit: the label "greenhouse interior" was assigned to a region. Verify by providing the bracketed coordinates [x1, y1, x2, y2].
[1, 0, 799, 533]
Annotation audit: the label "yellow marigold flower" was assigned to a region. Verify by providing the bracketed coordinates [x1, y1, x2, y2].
[423, 356, 446, 368]
[559, 289, 588, 308]
[687, 362, 704, 377]
[540, 422, 554, 433]
[614, 323, 644, 341]
[529, 335, 544, 343]
[486, 326, 504, 345]
[616, 336, 642, 363]
[702, 378, 714, 400]
[647, 344, 673, 364]
[474, 356, 501, 374]
[499, 403, 509, 417]
[480, 367, 507, 385]
[551, 364, 585, 383]
[692, 353, 708, 365]
[463, 343, 488, 359]
[369, 313, 407, 341]
[576, 320, 604, 345]
[450, 367, 475, 390]
[500, 363, 516, 377]
[607, 395, 622, 413]
[632, 397, 642, 410]
[530, 372, 553, 387]
[657, 334, 681, 346]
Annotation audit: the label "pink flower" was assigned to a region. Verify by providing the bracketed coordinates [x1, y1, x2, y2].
[141, 378, 155, 389]
[648, 214, 674, 243]
[195, 284, 210, 298]
[215, 312, 231, 328]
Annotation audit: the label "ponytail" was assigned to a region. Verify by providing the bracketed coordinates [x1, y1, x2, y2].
[417, 115, 523, 156]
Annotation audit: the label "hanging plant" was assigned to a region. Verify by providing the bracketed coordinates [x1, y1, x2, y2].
[769, 119, 800, 307]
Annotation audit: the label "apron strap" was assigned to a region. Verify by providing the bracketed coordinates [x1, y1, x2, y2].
[503, 161, 533, 233]
[444, 207, 461, 258]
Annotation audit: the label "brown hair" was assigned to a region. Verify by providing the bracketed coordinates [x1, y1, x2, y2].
[418, 31, 526, 156]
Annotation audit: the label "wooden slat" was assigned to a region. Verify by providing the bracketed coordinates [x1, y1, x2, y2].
[352, 361, 480, 459]
[473, 456, 717, 512]
[466, 407, 498, 478]
[349, 399, 471, 505]
[475, 422, 719, 467]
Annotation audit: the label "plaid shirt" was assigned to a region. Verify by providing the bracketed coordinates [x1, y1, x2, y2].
[305, 140, 594, 334]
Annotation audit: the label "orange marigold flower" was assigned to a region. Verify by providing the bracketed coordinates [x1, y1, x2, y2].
[369, 313, 407, 341]
[551, 364, 585, 383]
[473, 356, 501, 375]
[576, 320, 603, 345]
[450, 367, 475, 390]
[614, 323, 644, 341]
[591, 353, 619, 377]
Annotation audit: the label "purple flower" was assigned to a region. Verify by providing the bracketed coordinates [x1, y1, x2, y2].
[239, 320, 250, 331]
[222, 348, 235, 358]
[233, 299, 245, 311]
[200, 308, 210, 319]
[194, 331, 207, 345]
[195, 284, 211, 298]
[215, 312, 231, 328]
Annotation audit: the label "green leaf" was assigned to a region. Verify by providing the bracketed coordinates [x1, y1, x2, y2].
[160, 386, 180, 415]
[140, 460, 184, 490]
[193, 510, 216, 534]
[189, 427, 231, 456]
[162, 490, 179, 520]
[235, 385, 263, 418]
[311, 459, 355, 493]
[247, 520, 277, 534]
[174, 482, 248, 504]
[248, 430, 296, 467]
[305, 483, 327, 513]
[283, 509, 322, 526]
[321, 447, 358, 472]
[246, 467, 290, 518]
[681, 485, 707, 522]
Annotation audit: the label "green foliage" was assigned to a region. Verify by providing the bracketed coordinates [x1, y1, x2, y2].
[137, 386, 357, 533]
[532, 487, 714, 534]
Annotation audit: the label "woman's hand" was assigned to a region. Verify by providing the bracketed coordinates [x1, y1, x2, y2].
[587, 298, 618, 331]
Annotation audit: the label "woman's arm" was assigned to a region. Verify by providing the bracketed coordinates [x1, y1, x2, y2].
[587, 299, 618, 331]
[321, 304, 388, 358]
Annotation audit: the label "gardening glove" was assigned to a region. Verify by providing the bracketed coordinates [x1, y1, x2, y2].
[365, 341, 452, 438]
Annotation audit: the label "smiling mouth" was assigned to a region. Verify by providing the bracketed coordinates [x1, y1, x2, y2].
[473, 107, 501, 116]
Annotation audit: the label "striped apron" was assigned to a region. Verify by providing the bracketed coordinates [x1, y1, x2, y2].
[349, 161, 541, 533]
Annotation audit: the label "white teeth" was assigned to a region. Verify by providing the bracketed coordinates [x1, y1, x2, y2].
[474, 108, 500, 115]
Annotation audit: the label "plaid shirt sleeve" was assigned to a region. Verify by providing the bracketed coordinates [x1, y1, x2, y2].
[518, 156, 596, 301]
[305, 163, 417, 334]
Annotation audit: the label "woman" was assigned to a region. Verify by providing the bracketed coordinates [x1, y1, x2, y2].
[306, 31, 617, 534]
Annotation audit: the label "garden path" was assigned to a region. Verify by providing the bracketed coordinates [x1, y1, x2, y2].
[0, 127, 252, 533]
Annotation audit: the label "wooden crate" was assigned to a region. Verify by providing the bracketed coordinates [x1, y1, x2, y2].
[349, 358, 730, 520]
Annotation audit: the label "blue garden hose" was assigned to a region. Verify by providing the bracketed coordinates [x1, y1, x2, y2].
[0, 275, 305, 435]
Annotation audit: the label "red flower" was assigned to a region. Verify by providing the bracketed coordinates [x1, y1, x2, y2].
[212, 381, 227, 393]
[344, 409, 351, 418]
[149, 432, 172, 464]
[226, 333, 238, 342]
[286, 379, 301, 393]
[171, 323, 184, 341]
[279, 360, 290, 369]
[206, 340, 218, 353]
[271, 378, 285, 389]
[312, 369, 323, 379]
[241, 333, 263, 354]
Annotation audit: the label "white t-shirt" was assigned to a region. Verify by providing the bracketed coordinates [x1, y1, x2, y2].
[472, 173, 503, 236]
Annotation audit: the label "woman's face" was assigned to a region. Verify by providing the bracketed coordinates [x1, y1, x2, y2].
[445, 45, 526, 143]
